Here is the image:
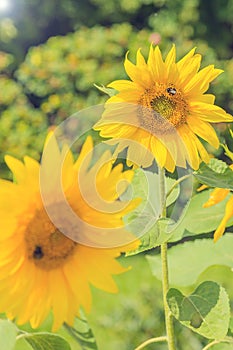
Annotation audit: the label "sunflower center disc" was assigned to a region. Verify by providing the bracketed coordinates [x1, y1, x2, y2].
[25, 208, 77, 270]
[138, 83, 189, 135]
[151, 95, 176, 120]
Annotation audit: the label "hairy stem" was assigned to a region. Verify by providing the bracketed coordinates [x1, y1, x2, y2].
[134, 336, 167, 350]
[202, 337, 233, 350]
[165, 174, 192, 200]
[161, 242, 176, 350]
[159, 166, 176, 350]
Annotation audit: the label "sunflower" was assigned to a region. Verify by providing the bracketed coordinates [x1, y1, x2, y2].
[0, 133, 139, 331]
[94, 45, 233, 172]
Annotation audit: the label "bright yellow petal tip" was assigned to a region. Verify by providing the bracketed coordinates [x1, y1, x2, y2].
[213, 195, 233, 242]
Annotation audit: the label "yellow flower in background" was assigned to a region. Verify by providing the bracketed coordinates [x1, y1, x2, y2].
[94, 45, 233, 172]
[0, 133, 139, 331]
[203, 164, 233, 242]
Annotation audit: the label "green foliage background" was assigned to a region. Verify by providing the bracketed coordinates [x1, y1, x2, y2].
[0, 0, 233, 349]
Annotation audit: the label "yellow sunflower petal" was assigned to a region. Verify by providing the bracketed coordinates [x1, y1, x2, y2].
[197, 94, 215, 104]
[214, 195, 233, 242]
[177, 47, 196, 70]
[164, 150, 176, 173]
[123, 134, 153, 168]
[124, 51, 153, 88]
[190, 102, 233, 123]
[177, 50, 201, 86]
[76, 247, 119, 293]
[116, 90, 143, 102]
[165, 44, 176, 68]
[4, 156, 26, 184]
[193, 136, 210, 164]
[184, 65, 223, 95]
[74, 135, 93, 170]
[108, 79, 142, 92]
[24, 156, 40, 178]
[187, 116, 219, 148]
[136, 48, 147, 66]
[150, 137, 167, 168]
[203, 188, 230, 207]
[49, 269, 69, 331]
[147, 45, 166, 82]
[178, 125, 200, 169]
[63, 255, 92, 313]
[165, 44, 180, 82]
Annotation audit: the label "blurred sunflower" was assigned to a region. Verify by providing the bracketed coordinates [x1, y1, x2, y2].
[94, 45, 233, 172]
[0, 133, 139, 331]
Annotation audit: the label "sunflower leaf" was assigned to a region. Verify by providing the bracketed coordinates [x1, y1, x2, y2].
[146, 234, 233, 286]
[194, 159, 233, 190]
[93, 84, 117, 97]
[23, 332, 71, 350]
[0, 319, 17, 350]
[167, 281, 230, 340]
[64, 315, 98, 350]
[169, 189, 233, 241]
[125, 218, 175, 256]
[122, 169, 181, 254]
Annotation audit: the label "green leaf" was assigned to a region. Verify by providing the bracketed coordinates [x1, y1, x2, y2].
[126, 218, 175, 256]
[147, 234, 233, 286]
[194, 159, 233, 190]
[93, 84, 117, 97]
[123, 169, 181, 254]
[230, 317, 233, 334]
[64, 315, 98, 350]
[169, 189, 233, 240]
[24, 333, 71, 350]
[207, 158, 228, 173]
[167, 281, 230, 339]
[0, 319, 17, 350]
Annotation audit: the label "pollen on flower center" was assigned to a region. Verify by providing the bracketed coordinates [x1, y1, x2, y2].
[150, 95, 176, 120]
[25, 207, 77, 270]
[138, 83, 189, 135]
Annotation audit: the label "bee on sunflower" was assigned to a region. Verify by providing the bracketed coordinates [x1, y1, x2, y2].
[94, 45, 233, 172]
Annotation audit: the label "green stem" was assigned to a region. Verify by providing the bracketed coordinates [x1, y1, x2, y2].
[158, 166, 176, 350]
[134, 336, 167, 350]
[158, 166, 166, 217]
[16, 333, 27, 341]
[202, 337, 233, 350]
[161, 242, 176, 350]
[165, 174, 191, 200]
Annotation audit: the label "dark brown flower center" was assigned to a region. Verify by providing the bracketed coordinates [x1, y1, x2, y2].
[25, 208, 77, 270]
[138, 83, 189, 135]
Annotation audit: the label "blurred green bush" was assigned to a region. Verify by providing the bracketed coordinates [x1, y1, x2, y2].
[15, 24, 149, 122]
[0, 51, 47, 176]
